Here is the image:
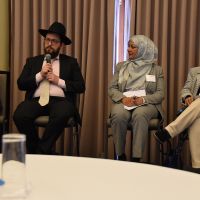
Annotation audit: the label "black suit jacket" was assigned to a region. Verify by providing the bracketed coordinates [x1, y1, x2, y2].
[17, 54, 85, 124]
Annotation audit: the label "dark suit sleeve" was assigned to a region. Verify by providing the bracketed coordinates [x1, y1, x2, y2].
[0, 99, 2, 114]
[17, 58, 38, 91]
[64, 59, 85, 94]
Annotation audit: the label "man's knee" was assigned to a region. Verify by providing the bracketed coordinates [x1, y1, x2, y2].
[13, 109, 22, 124]
[132, 111, 147, 121]
[13, 107, 32, 125]
[111, 112, 129, 124]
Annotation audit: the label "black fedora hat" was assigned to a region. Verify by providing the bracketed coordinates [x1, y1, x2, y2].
[39, 21, 71, 45]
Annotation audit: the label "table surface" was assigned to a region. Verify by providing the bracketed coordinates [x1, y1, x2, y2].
[1, 155, 200, 200]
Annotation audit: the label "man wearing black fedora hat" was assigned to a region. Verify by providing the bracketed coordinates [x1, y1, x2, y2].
[13, 21, 85, 154]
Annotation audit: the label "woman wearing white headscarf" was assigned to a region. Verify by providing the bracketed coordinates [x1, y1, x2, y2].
[108, 35, 164, 161]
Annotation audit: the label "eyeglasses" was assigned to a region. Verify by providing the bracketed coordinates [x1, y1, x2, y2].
[44, 37, 61, 45]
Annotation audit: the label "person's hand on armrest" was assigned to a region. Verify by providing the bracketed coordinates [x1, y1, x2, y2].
[184, 95, 193, 106]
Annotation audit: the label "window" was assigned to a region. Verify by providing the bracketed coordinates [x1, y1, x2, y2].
[113, 0, 131, 73]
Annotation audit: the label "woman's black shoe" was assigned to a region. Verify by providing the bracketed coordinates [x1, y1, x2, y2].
[154, 128, 171, 144]
[131, 157, 140, 162]
[116, 153, 126, 161]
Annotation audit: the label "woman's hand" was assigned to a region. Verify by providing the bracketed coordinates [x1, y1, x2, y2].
[122, 97, 135, 107]
[134, 97, 144, 106]
[47, 72, 59, 85]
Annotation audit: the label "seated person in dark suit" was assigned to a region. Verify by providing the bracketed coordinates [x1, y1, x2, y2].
[154, 66, 200, 169]
[0, 99, 2, 151]
[13, 22, 85, 154]
[0, 99, 2, 115]
[108, 35, 164, 162]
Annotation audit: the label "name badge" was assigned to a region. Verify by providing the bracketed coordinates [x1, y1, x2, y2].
[146, 75, 156, 82]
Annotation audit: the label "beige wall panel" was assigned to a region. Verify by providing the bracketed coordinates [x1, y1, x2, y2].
[0, 0, 9, 71]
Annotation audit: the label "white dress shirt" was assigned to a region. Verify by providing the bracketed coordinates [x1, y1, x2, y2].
[34, 55, 66, 98]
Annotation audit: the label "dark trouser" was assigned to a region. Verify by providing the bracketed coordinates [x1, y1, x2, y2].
[13, 97, 75, 154]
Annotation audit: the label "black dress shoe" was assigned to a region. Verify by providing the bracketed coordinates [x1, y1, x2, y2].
[183, 166, 200, 174]
[131, 157, 140, 162]
[50, 150, 61, 155]
[36, 146, 52, 155]
[154, 128, 171, 144]
[116, 153, 126, 161]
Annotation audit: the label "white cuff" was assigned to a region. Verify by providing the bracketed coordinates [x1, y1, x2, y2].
[35, 72, 43, 84]
[58, 79, 66, 90]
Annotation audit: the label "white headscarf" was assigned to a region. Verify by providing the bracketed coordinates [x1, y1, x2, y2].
[130, 35, 158, 64]
[118, 35, 158, 87]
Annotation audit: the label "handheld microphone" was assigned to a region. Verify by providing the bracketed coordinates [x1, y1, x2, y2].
[45, 54, 51, 64]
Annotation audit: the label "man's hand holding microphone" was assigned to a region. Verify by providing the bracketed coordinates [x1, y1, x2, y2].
[40, 54, 59, 85]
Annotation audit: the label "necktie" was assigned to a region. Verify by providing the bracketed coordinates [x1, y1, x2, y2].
[38, 54, 52, 106]
[38, 79, 50, 106]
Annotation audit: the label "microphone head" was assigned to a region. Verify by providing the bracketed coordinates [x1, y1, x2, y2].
[45, 54, 51, 63]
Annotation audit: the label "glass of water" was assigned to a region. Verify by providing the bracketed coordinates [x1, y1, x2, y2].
[0, 133, 27, 199]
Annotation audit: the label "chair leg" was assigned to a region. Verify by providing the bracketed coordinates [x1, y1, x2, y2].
[104, 126, 109, 158]
[0, 124, 3, 153]
[75, 125, 80, 156]
[2, 119, 7, 133]
[147, 133, 151, 163]
[159, 143, 164, 165]
[130, 131, 133, 160]
[113, 142, 116, 159]
[60, 132, 65, 155]
[72, 125, 80, 156]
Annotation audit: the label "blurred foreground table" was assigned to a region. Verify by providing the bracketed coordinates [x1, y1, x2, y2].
[1, 155, 200, 200]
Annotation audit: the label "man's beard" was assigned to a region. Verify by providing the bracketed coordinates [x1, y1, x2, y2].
[44, 47, 60, 59]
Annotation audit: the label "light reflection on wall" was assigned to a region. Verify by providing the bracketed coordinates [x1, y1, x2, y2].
[113, 0, 130, 74]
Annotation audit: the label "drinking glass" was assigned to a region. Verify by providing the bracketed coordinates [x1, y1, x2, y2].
[0, 133, 27, 199]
